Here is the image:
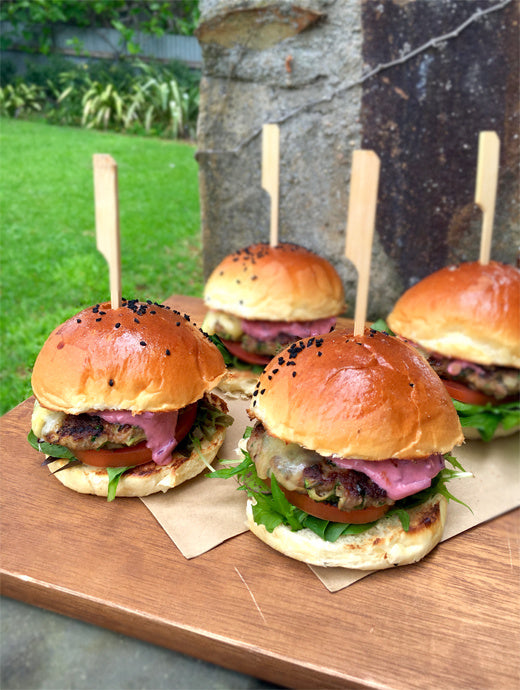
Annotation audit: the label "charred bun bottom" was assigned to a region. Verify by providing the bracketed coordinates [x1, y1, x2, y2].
[45, 394, 228, 498]
[246, 493, 447, 570]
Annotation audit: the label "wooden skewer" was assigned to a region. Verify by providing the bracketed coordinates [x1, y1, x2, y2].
[345, 150, 381, 337]
[93, 154, 122, 309]
[475, 131, 500, 265]
[261, 124, 280, 247]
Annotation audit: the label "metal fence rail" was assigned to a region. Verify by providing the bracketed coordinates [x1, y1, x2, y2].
[1, 23, 202, 68]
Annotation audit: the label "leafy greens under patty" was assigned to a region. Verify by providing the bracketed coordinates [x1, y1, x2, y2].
[211, 434, 471, 543]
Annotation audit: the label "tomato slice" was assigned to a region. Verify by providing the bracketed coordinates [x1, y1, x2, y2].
[277, 483, 389, 524]
[73, 402, 198, 468]
[221, 339, 272, 366]
[443, 379, 497, 406]
[74, 442, 152, 468]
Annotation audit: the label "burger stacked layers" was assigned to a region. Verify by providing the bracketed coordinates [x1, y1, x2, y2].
[216, 329, 466, 570]
[29, 299, 232, 500]
[387, 261, 520, 441]
[202, 242, 346, 395]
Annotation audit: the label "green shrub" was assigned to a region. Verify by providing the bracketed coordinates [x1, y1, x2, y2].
[0, 56, 199, 138]
[0, 81, 45, 117]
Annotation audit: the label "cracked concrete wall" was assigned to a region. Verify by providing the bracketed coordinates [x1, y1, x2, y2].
[195, 0, 519, 319]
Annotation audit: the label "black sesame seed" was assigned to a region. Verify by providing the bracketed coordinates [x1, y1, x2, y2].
[115, 323, 121, 328]
[108, 379, 114, 387]
[278, 357, 285, 365]
[286, 361, 296, 366]
[253, 389, 258, 396]
[318, 351, 323, 356]
[76, 319, 82, 323]
[260, 389, 265, 395]
[409, 383, 414, 387]
[134, 318, 140, 324]
[150, 310, 156, 314]
[292, 371, 297, 377]
[96, 317, 102, 322]
[176, 322, 181, 327]
[272, 368, 279, 374]
[166, 349, 171, 356]
[140, 341, 146, 347]
[99, 311, 106, 315]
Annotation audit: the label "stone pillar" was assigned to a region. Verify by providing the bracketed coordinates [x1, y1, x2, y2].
[195, 0, 519, 319]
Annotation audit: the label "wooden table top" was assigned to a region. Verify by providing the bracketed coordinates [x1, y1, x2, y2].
[1, 296, 519, 689]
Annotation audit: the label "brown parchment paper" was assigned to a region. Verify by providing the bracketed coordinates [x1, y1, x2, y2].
[141, 395, 249, 558]
[142, 393, 520, 591]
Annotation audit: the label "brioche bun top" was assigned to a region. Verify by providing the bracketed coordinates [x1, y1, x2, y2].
[203, 242, 345, 321]
[387, 261, 520, 367]
[249, 329, 463, 460]
[31, 300, 225, 414]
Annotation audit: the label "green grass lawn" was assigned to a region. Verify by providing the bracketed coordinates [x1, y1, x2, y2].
[0, 118, 202, 415]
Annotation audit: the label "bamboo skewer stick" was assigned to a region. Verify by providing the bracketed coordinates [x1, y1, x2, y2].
[345, 150, 381, 337]
[93, 154, 121, 309]
[262, 124, 280, 247]
[475, 131, 500, 265]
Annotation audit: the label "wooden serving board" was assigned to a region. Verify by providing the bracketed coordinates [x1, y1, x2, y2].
[1, 296, 519, 689]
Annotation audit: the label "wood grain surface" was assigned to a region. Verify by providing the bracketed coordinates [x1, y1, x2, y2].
[1, 296, 519, 689]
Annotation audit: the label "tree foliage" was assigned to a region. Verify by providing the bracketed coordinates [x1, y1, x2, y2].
[0, 0, 200, 55]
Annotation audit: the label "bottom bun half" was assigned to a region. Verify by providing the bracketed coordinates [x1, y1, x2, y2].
[246, 494, 447, 570]
[216, 367, 261, 398]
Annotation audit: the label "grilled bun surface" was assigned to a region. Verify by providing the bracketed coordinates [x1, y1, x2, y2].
[246, 493, 447, 570]
[203, 242, 345, 321]
[31, 300, 226, 414]
[387, 261, 520, 367]
[249, 329, 464, 460]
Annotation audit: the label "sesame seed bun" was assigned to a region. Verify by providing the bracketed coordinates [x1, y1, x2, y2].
[203, 243, 345, 321]
[31, 300, 226, 414]
[387, 261, 520, 367]
[249, 329, 464, 460]
[246, 493, 447, 570]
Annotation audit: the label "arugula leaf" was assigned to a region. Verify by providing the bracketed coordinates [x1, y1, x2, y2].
[370, 318, 395, 335]
[27, 430, 76, 460]
[106, 466, 131, 502]
[207, 333, 234, 366]
[29, 429, 130, 501]
[210, 441, 471, 543]
[453, 399, 520, 442]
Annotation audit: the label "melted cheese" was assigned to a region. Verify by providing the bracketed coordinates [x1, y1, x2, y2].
[202, 309, 243, 339]
[252, 432, 318, 491]
[31, 400, 66, 437]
